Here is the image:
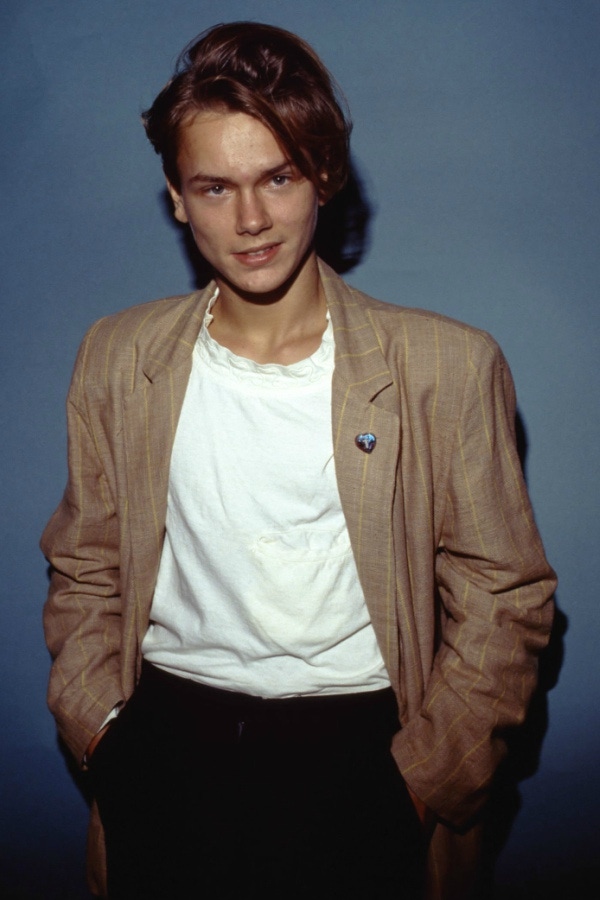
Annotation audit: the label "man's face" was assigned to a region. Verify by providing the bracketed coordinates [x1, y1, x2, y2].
[167, 110, 321, 301]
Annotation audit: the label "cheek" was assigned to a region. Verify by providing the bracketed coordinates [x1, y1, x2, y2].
[281, 194, 320, 234]
[187, 212, 225, 248]
[304, 190, 321, 224]
[301, 199, 320, 239]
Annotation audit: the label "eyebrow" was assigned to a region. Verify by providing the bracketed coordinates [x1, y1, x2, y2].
[187, 161, 293, 186]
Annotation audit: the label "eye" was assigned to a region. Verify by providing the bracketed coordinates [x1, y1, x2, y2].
[271, 173, 292, 187]
[205, 184, 226, 196]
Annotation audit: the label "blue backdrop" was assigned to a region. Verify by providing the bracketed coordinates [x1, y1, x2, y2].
[2, 1, 598, 896]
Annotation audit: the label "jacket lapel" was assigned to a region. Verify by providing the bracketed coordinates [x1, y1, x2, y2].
[121, 284, 216, 653]
[321, 262, 402, 688]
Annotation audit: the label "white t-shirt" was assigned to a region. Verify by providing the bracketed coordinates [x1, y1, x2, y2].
[142, 299, 389, 698]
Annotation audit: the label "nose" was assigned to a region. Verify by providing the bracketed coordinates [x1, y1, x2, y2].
[236, 189, 272, 235]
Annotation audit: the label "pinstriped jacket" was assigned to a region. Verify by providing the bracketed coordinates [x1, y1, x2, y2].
[42, 260, 556, 898]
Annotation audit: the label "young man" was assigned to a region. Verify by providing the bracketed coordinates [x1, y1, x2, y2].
[42, 22, 556, 900]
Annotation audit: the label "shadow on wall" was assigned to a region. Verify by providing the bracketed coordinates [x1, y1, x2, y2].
[481, 606, 567, 895]
[480, 415, 567, 894]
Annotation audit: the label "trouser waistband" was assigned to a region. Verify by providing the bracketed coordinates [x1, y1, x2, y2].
[137, 660, 400, 743]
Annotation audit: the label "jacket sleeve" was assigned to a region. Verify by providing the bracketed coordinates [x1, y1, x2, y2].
[394, 337, 556, 827]
[41, 332, 125, 766]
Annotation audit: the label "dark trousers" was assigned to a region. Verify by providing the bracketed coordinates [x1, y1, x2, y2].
[90, 662, 426, 899]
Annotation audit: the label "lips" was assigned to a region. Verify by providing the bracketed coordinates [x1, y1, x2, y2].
[233, 243, 281, 266]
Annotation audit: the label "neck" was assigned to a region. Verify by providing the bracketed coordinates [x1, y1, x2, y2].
[210, 253, 327, 365]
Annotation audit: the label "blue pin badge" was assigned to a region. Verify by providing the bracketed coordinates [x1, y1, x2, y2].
[355, 432, 376, 453]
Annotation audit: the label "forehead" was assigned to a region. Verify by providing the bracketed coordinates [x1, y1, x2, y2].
[176, 110, 288, 180]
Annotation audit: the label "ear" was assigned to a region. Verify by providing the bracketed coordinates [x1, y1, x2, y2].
[166, 179, 189, 224]
[317, 171, 330, 206]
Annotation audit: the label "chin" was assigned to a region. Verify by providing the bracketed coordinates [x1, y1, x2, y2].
[227, 263, 297, 295]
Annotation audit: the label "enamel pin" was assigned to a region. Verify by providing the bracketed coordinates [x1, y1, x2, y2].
[355, 432, 377, 453]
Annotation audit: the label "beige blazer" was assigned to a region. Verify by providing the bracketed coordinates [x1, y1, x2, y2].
[42, 260, 556, 898]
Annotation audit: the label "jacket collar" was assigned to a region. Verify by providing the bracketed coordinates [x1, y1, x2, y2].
[319, 259, 398, 415]
[139, 283, 216, 385]
[140, 260, 398, 406]
[319, 258, 402, 466]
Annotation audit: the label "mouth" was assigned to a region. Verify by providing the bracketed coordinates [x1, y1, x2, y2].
[233, 243, 281, 266]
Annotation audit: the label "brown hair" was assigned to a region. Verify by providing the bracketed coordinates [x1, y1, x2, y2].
[142, 22, 351, 201]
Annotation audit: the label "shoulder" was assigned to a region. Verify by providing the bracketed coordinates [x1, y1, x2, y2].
[337, 281, 506, 382]
[355, 284, 499, 354]
[68, 288, 211, 400]
[80, 291, 204, 351]
[321, 260, 502, 365]
[343, 283, 518, 428]
[74, 288, 210, 371]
